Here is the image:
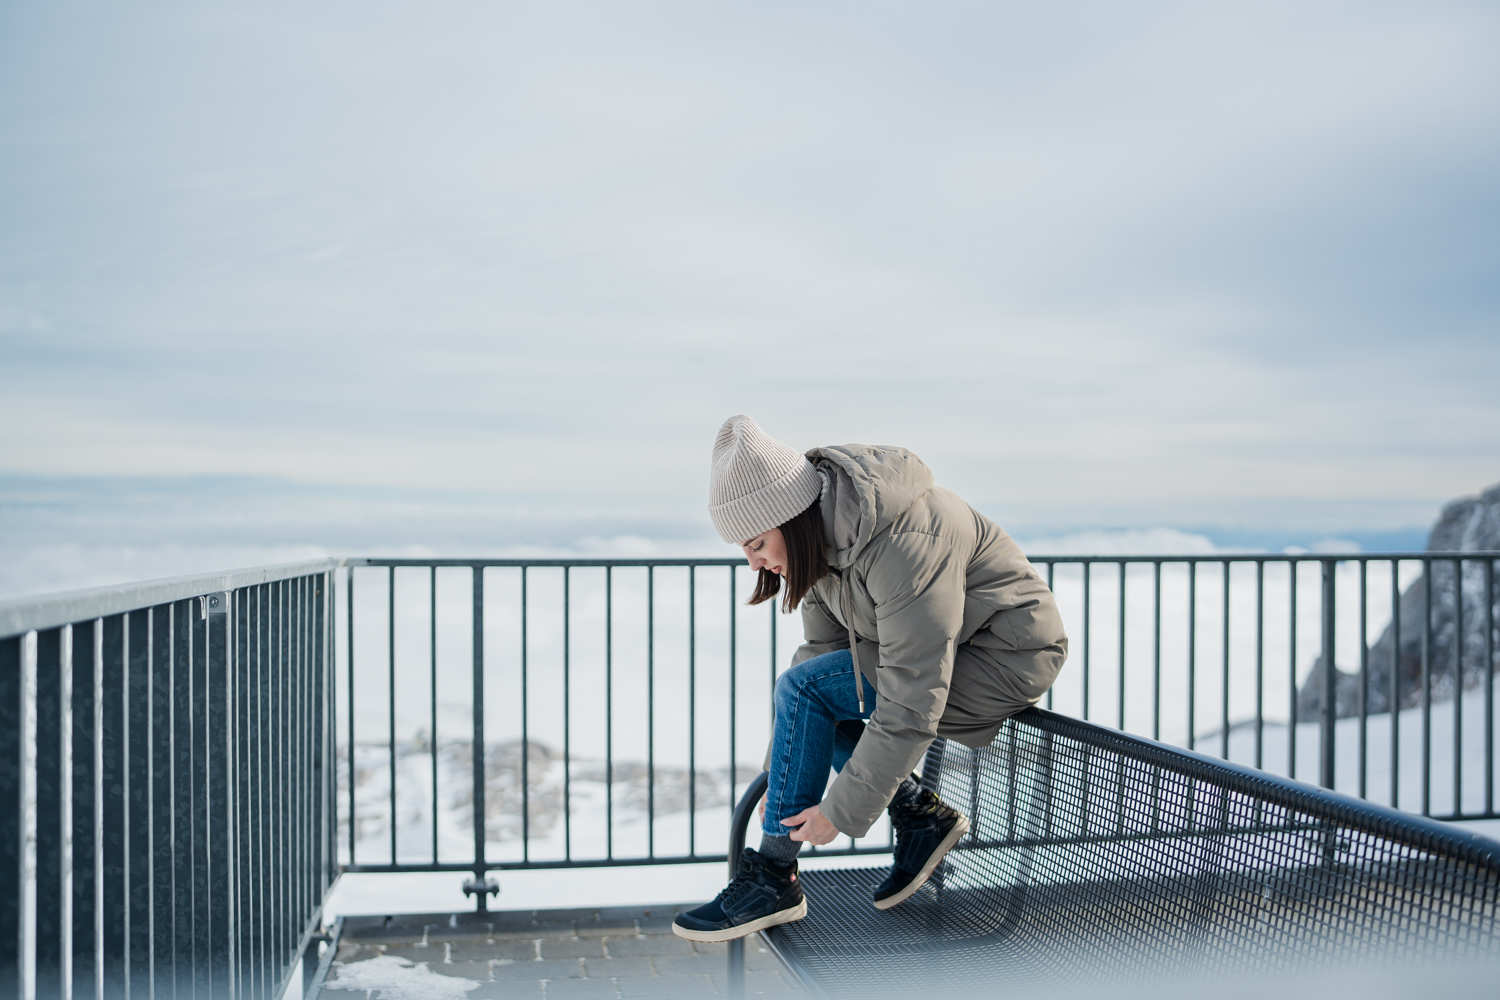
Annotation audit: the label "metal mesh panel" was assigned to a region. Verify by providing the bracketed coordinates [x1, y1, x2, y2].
[766, 708, 1500, 995]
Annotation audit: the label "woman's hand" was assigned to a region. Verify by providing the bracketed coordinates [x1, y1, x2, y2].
[758, 794, 766, 823]
[781, 804, 840, 845]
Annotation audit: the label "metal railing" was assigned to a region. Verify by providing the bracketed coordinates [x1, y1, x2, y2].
[3, 547, 1494, 993]
[339, 551, 1500, 901]
[1, 560, 339, 1000]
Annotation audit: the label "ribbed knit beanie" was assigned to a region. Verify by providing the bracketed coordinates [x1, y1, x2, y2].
[708, 415, 823, 545]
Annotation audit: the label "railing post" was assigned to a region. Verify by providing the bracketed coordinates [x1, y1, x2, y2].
[726, 771, 768, 1000]
[1320, 559, 1337, 789]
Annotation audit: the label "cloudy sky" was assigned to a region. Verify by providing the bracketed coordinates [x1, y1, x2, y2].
[2, 1, 1497, 581]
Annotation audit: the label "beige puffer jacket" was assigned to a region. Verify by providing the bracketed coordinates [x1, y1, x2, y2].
[794, 444, 1068, 837]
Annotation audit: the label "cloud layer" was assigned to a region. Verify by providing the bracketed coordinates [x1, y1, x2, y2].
[1, 1, 1496, 533]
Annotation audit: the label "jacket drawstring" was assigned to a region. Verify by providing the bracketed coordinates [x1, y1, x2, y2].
[840, 571, 865, 714]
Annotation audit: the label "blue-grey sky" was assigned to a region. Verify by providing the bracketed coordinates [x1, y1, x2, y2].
[2, 1, 1497, 555]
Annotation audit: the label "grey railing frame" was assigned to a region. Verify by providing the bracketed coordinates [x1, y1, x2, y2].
[736, 708, 1500, 999]
[342, 550, 1500, 901]
[2, 558, 340, 1000]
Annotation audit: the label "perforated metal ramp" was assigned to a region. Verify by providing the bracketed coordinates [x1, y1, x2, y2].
[759, 709, 1500, 998]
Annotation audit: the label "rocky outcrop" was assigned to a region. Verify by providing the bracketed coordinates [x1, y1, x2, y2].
[1299, 482, 1500, 720]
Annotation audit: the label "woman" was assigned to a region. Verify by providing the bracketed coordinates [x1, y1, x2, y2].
[672, 416, 1069, 942]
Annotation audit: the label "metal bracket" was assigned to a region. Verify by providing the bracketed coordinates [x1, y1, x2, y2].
[199, 592, 230, 619]
[462, 878, 499, 902]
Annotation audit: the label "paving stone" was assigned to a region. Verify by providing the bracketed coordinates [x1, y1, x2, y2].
[450, 938, 538, 962]
[334, 942, 373, 962]
[573, 920, 647, 939]
[581, 956, 656, 978]
[688, 941, 726, 955]
[542, 977, 627, 999]
[422, 960, 497, 982]
[539, 936, 607, 959]
[468, 981, 545, 999]
[491, 958, 586, 981]
[380, 943, 453, 964]
[709, 971, 794, 995]
[603, 934, 694, 957]
[634, 915, 679, 935]
[745, 948, 786, 972]
[615, 974, 720, 998]
[648, 954, 723, 977]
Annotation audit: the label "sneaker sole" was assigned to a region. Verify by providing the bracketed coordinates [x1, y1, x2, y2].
[671, 898, 808, 942]
[872, 813, 970, 911]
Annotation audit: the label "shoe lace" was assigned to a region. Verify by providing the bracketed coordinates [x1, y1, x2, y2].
[716, 863, 763, 905]
[893, 792, 949, 827]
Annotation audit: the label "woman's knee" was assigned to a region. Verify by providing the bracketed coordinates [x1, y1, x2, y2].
[774, 649, 852, 712]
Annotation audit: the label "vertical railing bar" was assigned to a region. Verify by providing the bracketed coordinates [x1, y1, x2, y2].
[1359, 559, 1369, 800]
[1188, 560, 1196, 751]
[1453, 557, 1463, 816]
[1046, 562, 1056, 711]
[1221, 560, 1230, 761]
[471, 566, 488, 910]
[1423, 555, 1432, 816]
[72, 618, 98, 1000]
[1319, 558, 1337, 790]
[388, 566, 397, 866]
[1289, 560, 1298, 781]
[1486, 556, 1495, 817]
[606, 566, 614, 861]
[1390, 559, 1401, 809]
[430, 565, 439, 866]
[1118, 561, 1127, 732]
[521, 566, 530, 864]
[1082, 562, 1091, 721]
[346, 567, 355, 867]
[1485, 556, 1495, 817]
[1255, 560, 1264, 771]
[647, 566, 655, 859]
[563, 566, 572, 863]
[729, 566, 738, 830]
[688, 566, 697, 858]
[1153, 561, 1161, 742]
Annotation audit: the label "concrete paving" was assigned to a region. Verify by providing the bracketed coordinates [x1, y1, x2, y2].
[320, 906, 808, 1000]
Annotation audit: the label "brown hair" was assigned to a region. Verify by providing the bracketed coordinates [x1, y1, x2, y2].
[747, 497, 829, 613]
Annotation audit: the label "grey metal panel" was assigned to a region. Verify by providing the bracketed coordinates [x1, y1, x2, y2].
[0, 560, 340, 639]
[100, 615, 128, 999]
[172, 599, 194, 996]
[71, 619, 97, 999]
[205, 597, 230, 996]
[234, 591, 252, 1000]
[125, 610, 151, 999]
[149, 606, 174, 998]
[0, 635, 21, 1000]
[34, 628, 64, 999]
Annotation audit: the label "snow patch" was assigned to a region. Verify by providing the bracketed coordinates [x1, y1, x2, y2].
[326, 955, 479, 1000]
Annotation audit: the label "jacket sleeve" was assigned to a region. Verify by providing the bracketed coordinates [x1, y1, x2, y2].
[820, 531, 966, 836]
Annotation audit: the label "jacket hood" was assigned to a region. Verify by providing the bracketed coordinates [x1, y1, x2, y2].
[806, 444, 935, 569]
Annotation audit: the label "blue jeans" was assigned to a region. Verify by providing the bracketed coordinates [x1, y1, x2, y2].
[761, 649, 878, 843]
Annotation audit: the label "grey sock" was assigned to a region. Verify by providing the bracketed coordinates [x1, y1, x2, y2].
[890, 776, 922, 810]
[758, 834, 801, 865]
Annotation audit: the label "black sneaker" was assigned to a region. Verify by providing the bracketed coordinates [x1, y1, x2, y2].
[872, 788, 970, 910]
[672, 848, 808, 942]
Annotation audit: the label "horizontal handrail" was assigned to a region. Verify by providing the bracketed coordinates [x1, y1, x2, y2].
[349, 552, 1500, 568]
[0, 557, 341, 638]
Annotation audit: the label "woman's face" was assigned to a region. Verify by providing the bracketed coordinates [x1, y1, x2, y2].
[741, 527, 788, 576]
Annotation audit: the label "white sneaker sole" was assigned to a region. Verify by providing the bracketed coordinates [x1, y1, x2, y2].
[671, 897, 809, 942]
[872, 813, 970, 911]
